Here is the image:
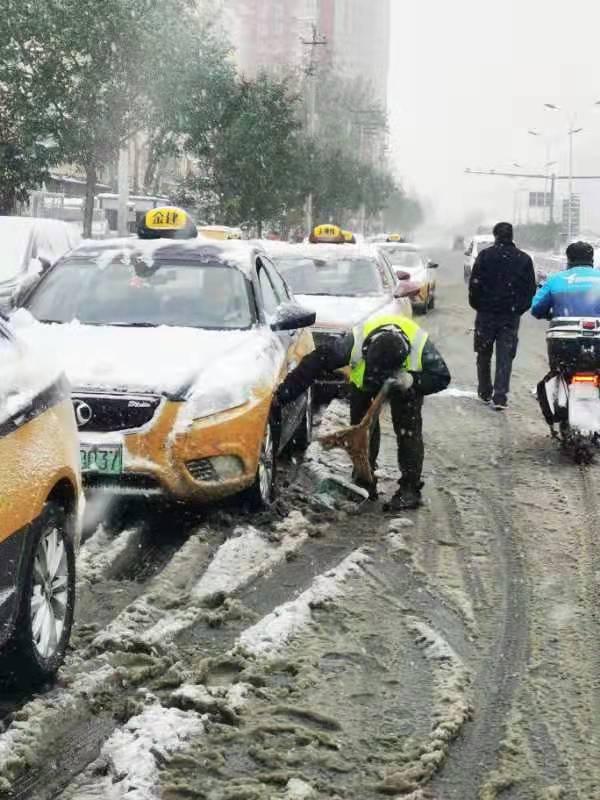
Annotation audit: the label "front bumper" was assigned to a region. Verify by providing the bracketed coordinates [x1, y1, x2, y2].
[79, 395, 271, 503]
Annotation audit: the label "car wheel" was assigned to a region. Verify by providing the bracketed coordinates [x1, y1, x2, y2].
[0, 503, 76, 687]
[291, 387, 313, 452]
[428, 291, 436, 310]
[243, 420, 276, 510]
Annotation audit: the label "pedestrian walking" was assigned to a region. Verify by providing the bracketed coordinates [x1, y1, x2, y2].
[468, 222, 536, 410]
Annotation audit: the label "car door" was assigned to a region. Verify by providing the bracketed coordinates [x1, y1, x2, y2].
[256, 257, 308, 447]
[376, 253, 413, 318]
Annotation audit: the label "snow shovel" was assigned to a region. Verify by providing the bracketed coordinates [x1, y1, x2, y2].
[318, 382, 391, 501]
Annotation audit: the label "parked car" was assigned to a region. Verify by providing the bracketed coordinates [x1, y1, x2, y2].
[0, 217, 81, 308]
[264, 242, 417, 397]
[377, 242, 439, 314]
[464, 234, 494, 282]
[16, 237, 315, 508]
[0, 317, 82, 685]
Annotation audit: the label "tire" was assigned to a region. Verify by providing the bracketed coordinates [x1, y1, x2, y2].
[428, 291, 436, 310]
[0, 503, 76, 687]
[242, 420, 276, 510]
[413, 300, 428, 316]
[291, 387, 313, 452]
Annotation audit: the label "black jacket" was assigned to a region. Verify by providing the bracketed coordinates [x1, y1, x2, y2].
[277, 332, 451, 405]
[469, 242, 536, 316]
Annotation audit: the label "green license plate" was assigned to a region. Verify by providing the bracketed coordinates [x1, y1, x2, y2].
[80, 444, 123, 475]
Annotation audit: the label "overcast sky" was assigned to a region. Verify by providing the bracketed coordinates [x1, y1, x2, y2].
[388, 0, 600, 232]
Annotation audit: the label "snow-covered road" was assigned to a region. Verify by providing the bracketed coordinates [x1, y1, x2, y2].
[1, 250, 599, 800]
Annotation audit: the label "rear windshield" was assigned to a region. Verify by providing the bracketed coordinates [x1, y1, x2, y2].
[272, 256, 383, 297]
[26, 258, 254, 330]
[380, 248, 423, 268]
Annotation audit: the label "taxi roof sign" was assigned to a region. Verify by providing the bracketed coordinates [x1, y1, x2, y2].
[138, 207, 198, 239]
[309, 224, 345, 244]
[386, 233, 404, 242]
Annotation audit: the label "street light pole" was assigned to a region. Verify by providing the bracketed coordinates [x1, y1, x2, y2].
[544, 103, 587, 241]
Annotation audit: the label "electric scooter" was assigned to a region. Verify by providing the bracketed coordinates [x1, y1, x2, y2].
[538, 317, 600, 463]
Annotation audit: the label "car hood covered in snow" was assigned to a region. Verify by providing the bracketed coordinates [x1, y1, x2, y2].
[296, 294, 387, 332]
[11, 311, 284, 398]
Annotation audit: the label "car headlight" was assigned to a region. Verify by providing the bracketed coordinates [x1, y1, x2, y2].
[188, 385, 252, 421]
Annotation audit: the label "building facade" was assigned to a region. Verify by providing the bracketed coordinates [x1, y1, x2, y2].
[223, 0, 390, 105]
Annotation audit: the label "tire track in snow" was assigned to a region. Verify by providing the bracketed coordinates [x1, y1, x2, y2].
[431, 418, 529, 798]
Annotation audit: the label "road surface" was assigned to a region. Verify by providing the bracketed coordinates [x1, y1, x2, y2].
[1, 249, 599, 800]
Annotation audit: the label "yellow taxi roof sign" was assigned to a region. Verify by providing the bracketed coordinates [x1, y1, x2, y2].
[386, 233, 404, 242]
[342, 230, 356, 243]
[138, 207, 198, 239]
[309, 224, 345, 244]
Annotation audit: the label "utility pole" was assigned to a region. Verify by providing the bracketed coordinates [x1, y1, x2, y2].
[117, 142, 130, 237]
[301, 24, 327, 235]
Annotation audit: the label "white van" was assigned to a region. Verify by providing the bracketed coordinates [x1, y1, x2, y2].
[464, 234, 495, 282]
[0, 217, 81, 307]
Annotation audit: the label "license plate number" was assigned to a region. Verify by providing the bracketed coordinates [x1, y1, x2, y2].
[80, 445, 123, 475]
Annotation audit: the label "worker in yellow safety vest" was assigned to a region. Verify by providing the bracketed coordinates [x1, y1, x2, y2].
[275, 314, 451, 510]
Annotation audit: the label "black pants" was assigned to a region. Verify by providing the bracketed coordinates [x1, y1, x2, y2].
[350, 386, 424, 488]
[474, 312, 520, 405]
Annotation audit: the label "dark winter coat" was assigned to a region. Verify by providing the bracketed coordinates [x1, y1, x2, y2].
[276, 332, 451, 405]
[469, 242, 536, 316]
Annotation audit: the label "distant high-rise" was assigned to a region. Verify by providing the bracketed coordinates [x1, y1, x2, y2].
[223, 0, 391, 106]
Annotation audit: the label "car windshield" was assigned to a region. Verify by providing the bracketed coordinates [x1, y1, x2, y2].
[381, 248, 423, 268]
[26, 259, 253, 329]
[272, 256, 383, 296]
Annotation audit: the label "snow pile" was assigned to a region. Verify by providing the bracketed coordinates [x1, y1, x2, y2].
[92, 531, 212, 651]
[12, 309, 283, 402]
[432, 387, 478, 400]
[282, 778, 317, 799]
[237, 548, 371, 658]
[171, 682, 250, 719]
[143, 522, 310, 646]
[77, 525, 143, 586]
[64, 703, 204, 800]
[192, 523, 308, 602]
[378, 617, 472, 795]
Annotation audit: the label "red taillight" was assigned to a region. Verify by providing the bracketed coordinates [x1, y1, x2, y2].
[572, 373, 599, 386]
[582, 320, 597, 330]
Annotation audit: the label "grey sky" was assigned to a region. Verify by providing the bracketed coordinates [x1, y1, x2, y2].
[388, 0, 600, 231]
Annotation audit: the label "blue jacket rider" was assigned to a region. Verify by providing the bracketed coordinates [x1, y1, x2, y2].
[531, 241, 600, 319]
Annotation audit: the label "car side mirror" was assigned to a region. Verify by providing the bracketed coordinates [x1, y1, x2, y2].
[394, 280, 421, 299]
[396, 269, 411, 281]
[428, 260, 439, 269]
[270, 302, 316, 332]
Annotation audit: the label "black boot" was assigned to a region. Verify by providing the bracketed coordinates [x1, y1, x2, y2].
[385, 482, 423, 511]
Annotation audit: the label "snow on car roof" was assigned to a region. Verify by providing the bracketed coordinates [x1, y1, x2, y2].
[377, 242, 420, 252]
[66, 236, 266, 275]
[261, 241, 378, 261]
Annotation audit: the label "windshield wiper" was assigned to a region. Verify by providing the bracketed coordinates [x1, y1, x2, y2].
[108, 322, 159, 328]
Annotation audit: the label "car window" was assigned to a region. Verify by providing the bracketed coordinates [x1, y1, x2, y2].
[381, 248, 423, 268]
[257, 260, 280, 316]
[26, 258, 254, 330]
[261, 256, 291, 300]
[376, 255, 394, 290]
[271, 256, 384, 297]
[476, 241, 493, 254]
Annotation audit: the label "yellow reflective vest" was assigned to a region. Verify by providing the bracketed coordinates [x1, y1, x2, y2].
[349, 315, 428, 389]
